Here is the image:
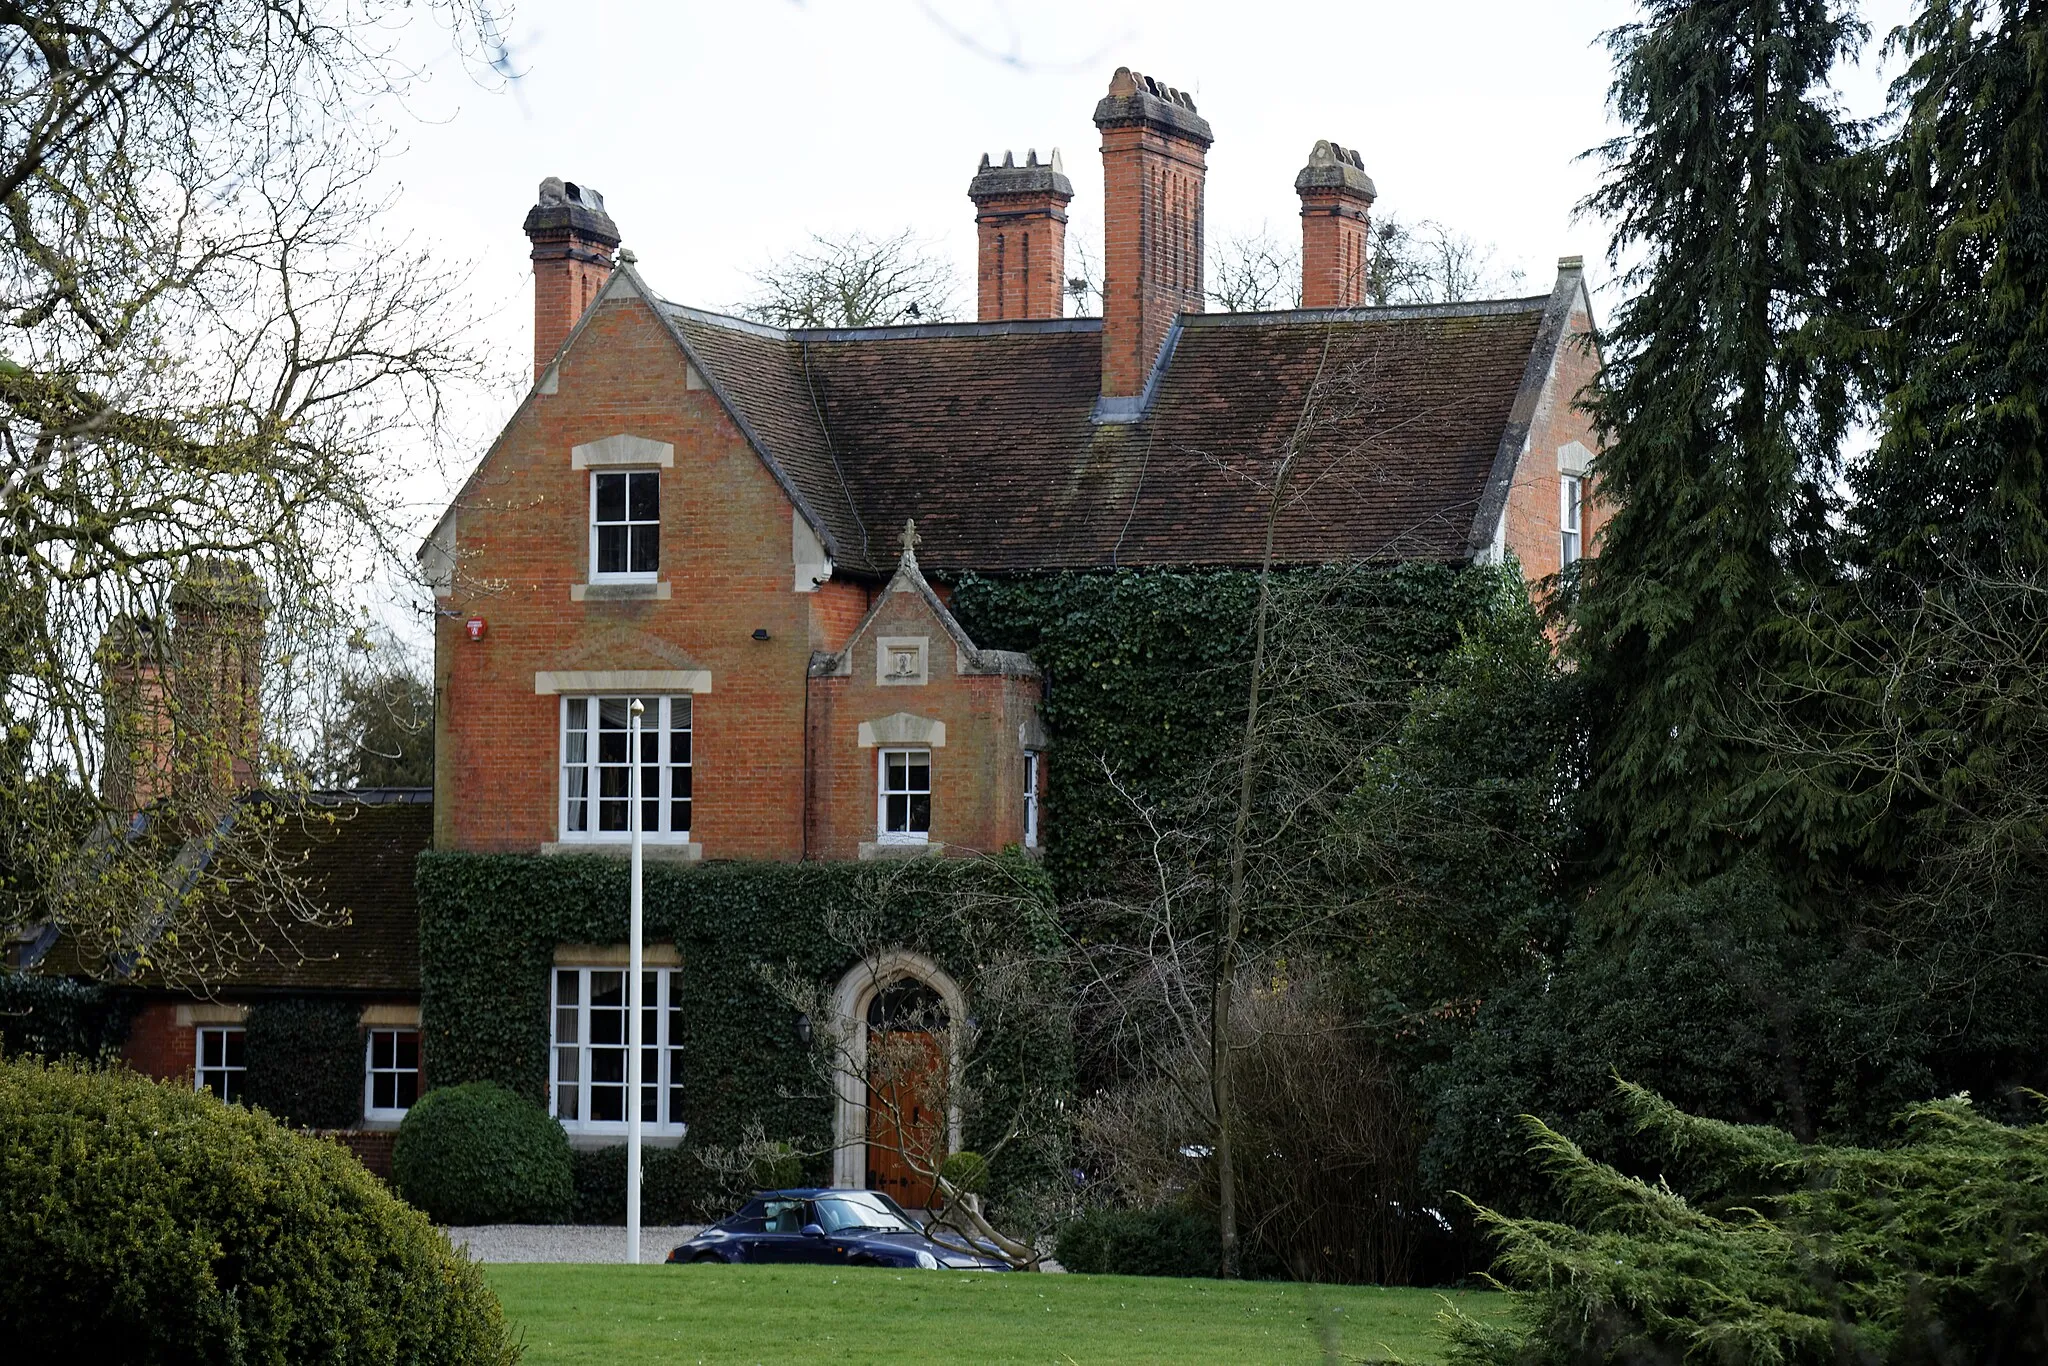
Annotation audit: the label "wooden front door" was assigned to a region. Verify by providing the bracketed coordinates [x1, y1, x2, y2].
[863, 980, 947, 1208]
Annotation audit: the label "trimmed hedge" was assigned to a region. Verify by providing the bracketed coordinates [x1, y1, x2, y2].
[244, 997, 364, 1130]
[1056, 1205, 1223, 1278]
[392, 1081, 573, 1225]
[417, 854, 1066, 1218]
[0, 1055, 516, 1362]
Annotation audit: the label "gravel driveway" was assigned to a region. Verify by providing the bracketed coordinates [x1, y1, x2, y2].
[443, 1224, 703, 1264]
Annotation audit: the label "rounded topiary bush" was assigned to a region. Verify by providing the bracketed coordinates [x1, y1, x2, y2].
[0, 1055, 516, 1363]
[1056, 1205, 1221, 1277]
[392, 1081, 573, 1225]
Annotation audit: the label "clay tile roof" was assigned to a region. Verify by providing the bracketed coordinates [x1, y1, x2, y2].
[244, 796, 430, 992]
[664, 296, 1554, 575]
[28, 793, 431, 994]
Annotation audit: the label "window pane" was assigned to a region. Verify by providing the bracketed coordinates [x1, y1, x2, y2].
[566, 697, 587, 729]
[908, 756, 929, 792]
[596, 524, 628, 574]
[396, 1034, 421, 1071]
[629, 525, 658, 574]
[885, 751, 909, 791]
[908, 793, 931, 833]
[592, 970, 624, 1008]
[201, 1030, 221, 1067]
[224, 1031, 245, 1067]
[371, 1031, 393, 1070]
[556, 968, 579, 1007]
[595, 472, 625, 522]
[374, 1073, 396, 1110]
[555, 1048, 580, 1120]
[627, 472, 659, 521]
[396, 1070, 419, 1109]
[886, 792, 909, 832]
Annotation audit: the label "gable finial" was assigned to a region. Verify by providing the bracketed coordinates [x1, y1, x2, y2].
[899, 518, 922, 564]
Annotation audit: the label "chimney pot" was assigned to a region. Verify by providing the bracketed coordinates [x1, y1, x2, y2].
[1093, 65, 1214, 399]
[523, 174, 621, 383]
[968, 144, 1075, 322]
[1296, 138, 1377, 309]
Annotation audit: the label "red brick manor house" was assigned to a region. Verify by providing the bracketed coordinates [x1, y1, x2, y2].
[39, 67, 1604, 1191]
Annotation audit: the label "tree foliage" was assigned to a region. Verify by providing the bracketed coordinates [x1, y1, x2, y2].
[0, 1, 497, 981]
[1445, 1084, 2048, 1365]
[739, 228, 959, 327]
[1571, 0, 1870, 899]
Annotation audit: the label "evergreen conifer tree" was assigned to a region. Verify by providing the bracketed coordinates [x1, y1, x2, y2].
[1857, 0, 2048, 576]
[1573, 0, 1870, 898]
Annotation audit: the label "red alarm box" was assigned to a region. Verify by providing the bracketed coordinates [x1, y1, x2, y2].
[465, 617, 486, 641]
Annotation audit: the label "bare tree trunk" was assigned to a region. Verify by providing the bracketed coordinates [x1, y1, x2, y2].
[1214, 334, 1328, 1278]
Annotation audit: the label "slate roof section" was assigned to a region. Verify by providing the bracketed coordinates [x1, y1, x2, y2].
[659, 294, 1554, 574]
[245, 796, 429, 993]
[25, 792, 430, 994]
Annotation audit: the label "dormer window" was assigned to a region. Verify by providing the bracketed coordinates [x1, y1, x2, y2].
[592, 471, 659, 580]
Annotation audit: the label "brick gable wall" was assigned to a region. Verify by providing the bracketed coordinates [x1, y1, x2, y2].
[805, 582, 1040, 861]
[436, 294, 824, 860]
[1501, 305, 1608, 576]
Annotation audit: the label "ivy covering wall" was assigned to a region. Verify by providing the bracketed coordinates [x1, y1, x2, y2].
[243, 998, 367, 1130]
[0, 974, 131, 1062]
[415, 853, 1065, 1218]
[949, 563, 1511, 899]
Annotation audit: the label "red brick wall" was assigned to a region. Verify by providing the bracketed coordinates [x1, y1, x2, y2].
[122, 998, 195, 1085]
[439, 293, 946, 861]
[806, 585, 1042, 860]
[974, 200, 1069, 322]
[1299, 189, 1371, 309]
[1502, 304, 1607, 577]
[1098, 122, 1208, 397]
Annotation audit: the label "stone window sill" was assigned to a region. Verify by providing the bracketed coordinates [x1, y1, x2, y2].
[541, 841, 703, 862]
[572, 580, 671, 602]
[858, 840, 944, 861]
[563, 1127, 688, 1152]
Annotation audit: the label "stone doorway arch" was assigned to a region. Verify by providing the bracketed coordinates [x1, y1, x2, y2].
[829, 950, 966, 1194]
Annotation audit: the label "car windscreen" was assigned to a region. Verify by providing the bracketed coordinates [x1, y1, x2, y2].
[813, 1194, 917, 1234]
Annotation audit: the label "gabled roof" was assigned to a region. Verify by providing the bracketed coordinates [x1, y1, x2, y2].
[26, 792, 431, 994]
[810, 522, 1039, 679]
[425, 262, 1593, 579]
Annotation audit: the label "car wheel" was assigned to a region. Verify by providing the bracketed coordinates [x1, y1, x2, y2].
[690, 1252, 725, 1265]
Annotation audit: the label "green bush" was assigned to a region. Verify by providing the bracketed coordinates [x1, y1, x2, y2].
[1056, 1205, 1220, 1278]
[569, 1144, 709, 1224]
[392, 1081, 572, 1225]
[0, 1055, 516, 1363]
[940, 1149, 989, 1196]
[1444, 1083, 2048, 1365]
[243, 998, 364, 1130]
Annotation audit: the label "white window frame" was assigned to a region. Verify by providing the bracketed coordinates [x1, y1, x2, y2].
[559, 694, 692, 843]
[1023, 751, 1041, 849]
[1561, 475, 1584, 566]
[548, 965, 686, 1136]
[589, 469, 660, 582]
[877, 747, 931, 845]
[363, 1027, 422, 1121]
[195, 1025, 245, 1103]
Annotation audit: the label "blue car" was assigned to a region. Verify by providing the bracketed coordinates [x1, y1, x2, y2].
[666, 1188, 1012, 1270]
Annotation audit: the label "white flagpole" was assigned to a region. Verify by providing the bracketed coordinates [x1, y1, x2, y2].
[627, 698, 645, 1266]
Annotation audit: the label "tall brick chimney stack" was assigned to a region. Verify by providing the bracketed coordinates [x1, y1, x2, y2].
[968, 149, 1074, 321]
[523, 176, 620, 383]
[1296, 141, 1376, 309]
[100, 559, 267, 821]
[1094, 68, 1213, 399]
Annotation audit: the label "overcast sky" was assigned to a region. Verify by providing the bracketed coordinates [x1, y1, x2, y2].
[365, 0, 1917, 615]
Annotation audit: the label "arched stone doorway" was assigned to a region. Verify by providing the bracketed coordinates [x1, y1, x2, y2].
[830, 951, 966, 1197]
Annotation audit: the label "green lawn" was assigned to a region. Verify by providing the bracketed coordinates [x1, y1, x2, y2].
[484, 1263, 1507, 1365]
